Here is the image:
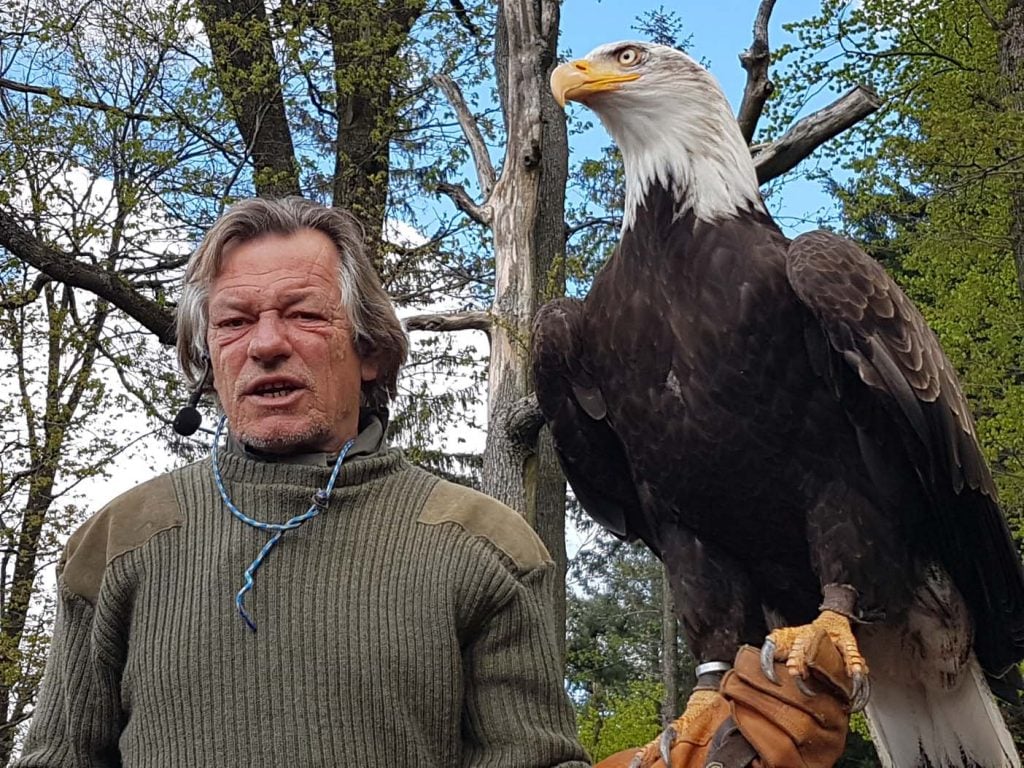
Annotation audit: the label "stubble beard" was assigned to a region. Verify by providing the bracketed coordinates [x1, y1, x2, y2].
[235, 419, 333, 454]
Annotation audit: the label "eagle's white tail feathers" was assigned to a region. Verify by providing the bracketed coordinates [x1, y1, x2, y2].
[864, 657, 1018, 768]
[860, 566, 1020, 767]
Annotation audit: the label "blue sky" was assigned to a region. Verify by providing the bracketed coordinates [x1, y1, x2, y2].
[557, 0, 850, 234]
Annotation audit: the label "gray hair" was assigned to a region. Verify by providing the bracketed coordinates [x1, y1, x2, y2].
[176, 197, 408, 408]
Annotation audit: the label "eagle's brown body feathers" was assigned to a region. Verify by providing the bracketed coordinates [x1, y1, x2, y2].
[536, 183, 1024, 676]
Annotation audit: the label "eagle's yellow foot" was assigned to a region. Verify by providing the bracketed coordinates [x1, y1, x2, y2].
[627, 689, 719, 768]
[761, 609, 870, 711]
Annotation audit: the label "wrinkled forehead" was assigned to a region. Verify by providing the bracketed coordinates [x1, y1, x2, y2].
[206, 227, 341, 276]
[206, 230, 345, 302]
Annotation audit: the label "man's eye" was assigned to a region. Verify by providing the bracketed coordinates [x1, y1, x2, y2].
[218, 318, 249, 329]
[292, 312, 325, 322]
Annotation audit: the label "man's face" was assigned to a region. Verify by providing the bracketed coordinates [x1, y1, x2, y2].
[206, 228, 377, 454]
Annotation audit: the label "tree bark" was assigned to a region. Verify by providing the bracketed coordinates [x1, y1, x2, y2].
[998, 0, 1024, 297]
[753, 85, 882, 184]
[736, 0, 777, 144]
[661, 563, 679, 726]
[196, 0, 301, 198]
[403, 310, 492, 333]
[328, 1, 425, 270]
[0, 211, 175, 344]
[482, 0, 569, 646]
[531, 429, 568, 656]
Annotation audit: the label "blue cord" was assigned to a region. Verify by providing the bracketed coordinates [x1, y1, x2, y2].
[210, 415, 354, 631]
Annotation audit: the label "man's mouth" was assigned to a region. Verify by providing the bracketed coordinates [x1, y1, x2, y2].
[253, 384, 298, 398]
[245, 380, 306, 400]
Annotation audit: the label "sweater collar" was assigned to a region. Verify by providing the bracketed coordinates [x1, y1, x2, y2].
[216, 410, 405, 489]
[225, 409, 387, 467]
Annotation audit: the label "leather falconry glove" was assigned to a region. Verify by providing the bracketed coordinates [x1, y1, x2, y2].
[594, 629, 854, 768]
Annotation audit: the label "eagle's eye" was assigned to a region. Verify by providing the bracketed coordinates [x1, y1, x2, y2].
[617, 47, 641, 67]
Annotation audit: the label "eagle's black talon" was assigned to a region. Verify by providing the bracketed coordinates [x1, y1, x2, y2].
[850, 670, 870, 712]
[795, 675, 815, 698]
[760, 640, 779, 684]
[659, 724, 677, 766]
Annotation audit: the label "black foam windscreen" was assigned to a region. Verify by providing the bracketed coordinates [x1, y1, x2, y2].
[172, 406, 203, 436]
[172, 353, 211, 437]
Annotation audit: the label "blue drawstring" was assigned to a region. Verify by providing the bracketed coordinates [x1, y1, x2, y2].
[210, 416, 354, 631]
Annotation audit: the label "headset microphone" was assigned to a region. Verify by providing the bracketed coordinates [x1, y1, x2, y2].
[173, 354, 211, 437]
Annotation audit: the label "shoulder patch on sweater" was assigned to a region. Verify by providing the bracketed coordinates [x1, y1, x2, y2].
[63, 473, 183, 604]
[418, 480, 553, 572]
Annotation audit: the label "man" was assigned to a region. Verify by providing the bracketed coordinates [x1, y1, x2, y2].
[18, 197, 850, 767]
[18, 197, 588, 767]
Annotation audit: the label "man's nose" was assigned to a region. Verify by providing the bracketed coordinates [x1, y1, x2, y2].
[247, 312, 292, 362]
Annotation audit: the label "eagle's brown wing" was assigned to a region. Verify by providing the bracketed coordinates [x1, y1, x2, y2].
[532, 297, 647, 543]
[786, 229, 1024, 674]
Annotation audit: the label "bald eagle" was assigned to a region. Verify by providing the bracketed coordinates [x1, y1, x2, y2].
[536, 41, 1024, 767]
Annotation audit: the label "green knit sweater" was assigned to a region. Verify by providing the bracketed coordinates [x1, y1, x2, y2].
[16, 440, 589, 767]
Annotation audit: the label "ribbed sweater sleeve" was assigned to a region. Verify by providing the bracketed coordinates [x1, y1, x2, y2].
[461, 560, 590, 767]
[14, 581, 124, 767]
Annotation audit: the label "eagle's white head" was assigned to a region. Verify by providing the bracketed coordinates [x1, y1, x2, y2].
[551, 41, 765, 229]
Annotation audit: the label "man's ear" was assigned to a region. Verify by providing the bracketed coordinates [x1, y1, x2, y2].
[360, 358, 379, 383]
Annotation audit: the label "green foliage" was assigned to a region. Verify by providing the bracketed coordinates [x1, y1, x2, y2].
[577, 679, 664, 762]
[836, 714, 882, 767]
[567, 533, 665, 694]
[565, 502, 696, 755]
[631, 7, 691, 50]
[390, 328, 486, 485]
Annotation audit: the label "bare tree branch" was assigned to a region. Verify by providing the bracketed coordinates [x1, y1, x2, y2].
[448, 0, 481, 38]
[121, 254, 191, 277]
[403, 310, 492, 333]
[504, 393, 543, 450]
[565, 216, 620, 241]
[0, 210, 175, 344]
[0, 275, 49, 311]
[736, 0, 777, 143]
[432, 73, 497, 198]
[975, 0, 1002, 31]
[436, 182, 492, 226]
[753, 85, 883, 184]
[0, 77, 160, 122]
[0, 712, 31, 734]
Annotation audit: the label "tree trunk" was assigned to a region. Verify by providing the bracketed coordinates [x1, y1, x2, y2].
[196, 0, 301, 198]
[998, 0, 1024, 298]
[482, 0, 569, 646]
[661, 563, 679, 726]
[0, 477, 57, 765]
[328, 0, 425, 270]
[529, 429, 567, 656]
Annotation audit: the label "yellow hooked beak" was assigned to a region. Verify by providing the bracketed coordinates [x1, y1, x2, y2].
[550, 59, 641, 108]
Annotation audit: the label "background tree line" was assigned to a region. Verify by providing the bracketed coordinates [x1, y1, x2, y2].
[1, 0, 1022, 765]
